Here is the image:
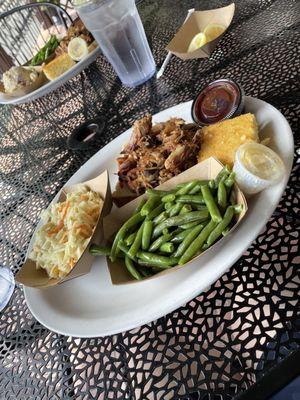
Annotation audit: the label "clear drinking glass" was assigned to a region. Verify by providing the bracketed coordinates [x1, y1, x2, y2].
[73, 0, 156, 88]
[0, 265, 15, 312]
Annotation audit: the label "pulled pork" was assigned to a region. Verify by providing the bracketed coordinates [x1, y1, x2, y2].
[117, 115, 201, 195]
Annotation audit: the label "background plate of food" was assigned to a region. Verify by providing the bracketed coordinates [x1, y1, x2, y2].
[0, 19, 100, 105]
[23, 96, 293, 337]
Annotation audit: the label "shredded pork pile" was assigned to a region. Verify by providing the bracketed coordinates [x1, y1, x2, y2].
[117, 115, 202, 195]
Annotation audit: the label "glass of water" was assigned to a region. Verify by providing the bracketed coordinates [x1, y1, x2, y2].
[0, 265, 15, 312]
[73, 0, 156, 88]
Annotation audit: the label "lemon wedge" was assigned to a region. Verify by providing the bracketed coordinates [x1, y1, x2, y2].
[187, 32, 207, 53]
[68, 37, 89, 61]
[203, 23, 226, 42]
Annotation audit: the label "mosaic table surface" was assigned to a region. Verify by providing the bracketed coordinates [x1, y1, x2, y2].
[0, 0, 299, 399]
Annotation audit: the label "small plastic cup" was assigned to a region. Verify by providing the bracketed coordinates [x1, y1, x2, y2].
[191, 79, 244, 126]
[233, 143, 285, 195]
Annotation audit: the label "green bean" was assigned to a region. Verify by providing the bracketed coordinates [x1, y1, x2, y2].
[224, 173, 236, 193]
[189, 184, 201, 195]
[118, 241, 136, 260]
[176, 195, 205, 204]
[134, 198, 146, 214]
[137, 251, 178, 267]
[229, 190, 236, 205]
[164, 201, 174, 210]
[137, 259, 171, 270]
[128, 221, 145, 259]
[176, 180, 198, 195]
[224, 178, 235, 189]
[146, 203, 164, 220]
[189, 181, 210, 194]
[124, 231, 137, 246]
[201, 185, 222, 223]
[206, 206, 235, 247]
[125, 256, 142, 280]
[217, 181, 227, 210]
[142, 220, 153, 250]
[226, 188, 234, 203]
[179, 219, 218, 265]
[170, 227, 182, 236]
[214, 165, 231, 187]
[141, 196, 160, 216]
[168, 202, 183, 217]
[159, 242, 175, 253]
[162, 193, 176, 203]
[146, 188, 176, 197]
[186, 180, 203, 194]
[222, 227, 230, 236]
[208, 179, 216, 190]
[162, 228, 169, 235]
[151, 266, 164, 272]
[174, 224, 204, 258]
[179, 204, 192, 214]
[181, 220, 202, 230]
[153, 211, 168, 225]
[110, 212, 144, 261]
[233, 204, 243, 214]
[149, 233, 172, 252]
[171, 228, 195, 243]
[224, 171, 236, 185]
[89, 244, 111, 256]
[136, 259, 152, 268]
[152, 210, 209, 238]
[191, 205, 207, 212]
[137, 264, 152, 277]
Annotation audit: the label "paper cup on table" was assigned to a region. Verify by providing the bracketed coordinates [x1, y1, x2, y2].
[103, 157, 247, 285]
[16, 170, 112, 288]
[166, 3, 235, 60]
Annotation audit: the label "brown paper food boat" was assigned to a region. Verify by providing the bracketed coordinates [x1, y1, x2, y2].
[103, 157, 247, 285]
[16, 170, 112, 288]
[166, 3, 235, 60]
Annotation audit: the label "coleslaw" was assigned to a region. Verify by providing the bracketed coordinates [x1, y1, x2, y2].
[30, 185, 103, 279]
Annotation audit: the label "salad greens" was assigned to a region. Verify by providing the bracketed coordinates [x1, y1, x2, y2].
[30, 35, 59, 66]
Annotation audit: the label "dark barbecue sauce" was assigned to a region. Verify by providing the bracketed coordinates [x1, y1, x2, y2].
[192, 79, 243, 126]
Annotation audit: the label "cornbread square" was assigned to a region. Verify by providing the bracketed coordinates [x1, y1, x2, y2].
[197, 113, 259, 167]
[43, 53, 75, 81]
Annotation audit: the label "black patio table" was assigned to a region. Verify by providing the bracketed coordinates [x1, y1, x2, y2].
[0, 1, 299, 399]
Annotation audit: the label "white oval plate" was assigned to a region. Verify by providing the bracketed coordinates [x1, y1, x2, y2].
[24, 97, 294, 337]
[0, 47, 100, 105]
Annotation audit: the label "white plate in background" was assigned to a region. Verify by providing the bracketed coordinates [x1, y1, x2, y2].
[0, 46, 100, 105]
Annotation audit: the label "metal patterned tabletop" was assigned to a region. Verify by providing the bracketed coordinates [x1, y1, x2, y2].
[0, 0, 299, 399]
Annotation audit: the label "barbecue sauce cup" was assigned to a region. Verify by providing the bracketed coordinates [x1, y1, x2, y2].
[191, 79, 245, 126]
